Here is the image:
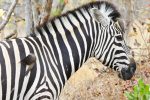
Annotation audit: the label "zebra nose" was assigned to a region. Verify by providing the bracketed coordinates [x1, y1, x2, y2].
[118, 58, 136, 80]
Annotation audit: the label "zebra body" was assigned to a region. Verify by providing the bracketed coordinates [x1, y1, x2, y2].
[0, 1, 136, 100]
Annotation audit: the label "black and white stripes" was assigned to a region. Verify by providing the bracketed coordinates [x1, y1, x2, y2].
[0, 1, 136, 100]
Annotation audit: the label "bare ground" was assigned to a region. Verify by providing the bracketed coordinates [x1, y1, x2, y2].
[59, 58, 150, 100]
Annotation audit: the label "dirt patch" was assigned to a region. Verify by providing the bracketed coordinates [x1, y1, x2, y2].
[59, 58, 150, 100]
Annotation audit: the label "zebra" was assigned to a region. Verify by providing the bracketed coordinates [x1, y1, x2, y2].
[0, 1, 136, 100]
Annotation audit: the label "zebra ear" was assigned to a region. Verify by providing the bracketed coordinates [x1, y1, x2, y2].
[89, 8, 110, 26]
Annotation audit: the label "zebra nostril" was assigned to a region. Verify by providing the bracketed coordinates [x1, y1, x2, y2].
[129, 58, 136, 74]
[128, 58, 136, 74]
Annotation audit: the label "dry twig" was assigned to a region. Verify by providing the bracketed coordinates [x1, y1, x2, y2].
[0, 0, 18, 31]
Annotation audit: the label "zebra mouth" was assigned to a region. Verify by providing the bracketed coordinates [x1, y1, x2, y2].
[118, 58, 136, 80]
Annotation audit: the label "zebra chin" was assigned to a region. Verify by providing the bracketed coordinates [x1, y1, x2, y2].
[118, 58, 136, 80]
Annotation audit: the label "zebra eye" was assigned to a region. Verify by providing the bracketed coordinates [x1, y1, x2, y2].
[115, 35, 123, 41]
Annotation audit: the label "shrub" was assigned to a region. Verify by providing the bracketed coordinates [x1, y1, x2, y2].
[125, 79, 150, 100]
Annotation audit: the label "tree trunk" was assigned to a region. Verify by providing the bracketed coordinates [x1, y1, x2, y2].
[25, 0, 34, 36]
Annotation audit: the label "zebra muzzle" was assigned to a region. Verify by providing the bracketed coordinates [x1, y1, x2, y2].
[118, 58, 136, 80]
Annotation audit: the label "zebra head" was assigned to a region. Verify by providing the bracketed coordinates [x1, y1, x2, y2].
[89, 2, 136, 80]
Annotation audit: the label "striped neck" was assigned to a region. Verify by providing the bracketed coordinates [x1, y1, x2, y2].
[35, 8, 95, 80]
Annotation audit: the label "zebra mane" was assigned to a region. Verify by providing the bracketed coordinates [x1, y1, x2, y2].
[50, 1, 121, 22]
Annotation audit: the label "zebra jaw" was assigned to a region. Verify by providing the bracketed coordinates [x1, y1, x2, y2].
[118, 58, 136, 80]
